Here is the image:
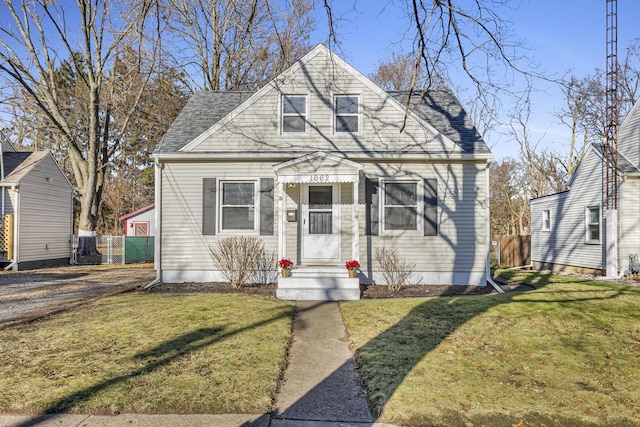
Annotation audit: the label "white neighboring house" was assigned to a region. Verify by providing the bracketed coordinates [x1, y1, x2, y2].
[530, 100, 640, 275]
[152, 44, 494, 300]
[0, 140, 74, 270]
[119, 203, 155, 237]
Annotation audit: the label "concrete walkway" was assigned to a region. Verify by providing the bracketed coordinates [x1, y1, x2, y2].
[271, 301, 377, 426]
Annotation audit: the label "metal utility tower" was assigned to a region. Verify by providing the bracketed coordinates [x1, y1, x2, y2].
[605, 0, 619, 209]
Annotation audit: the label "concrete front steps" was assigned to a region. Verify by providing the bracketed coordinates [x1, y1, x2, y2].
[276, 266, 361, 300]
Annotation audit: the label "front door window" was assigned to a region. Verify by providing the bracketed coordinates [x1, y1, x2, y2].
[308, 186, 332, 234]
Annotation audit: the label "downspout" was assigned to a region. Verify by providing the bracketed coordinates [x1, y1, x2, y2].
[144, 160, 162, 290]
[9, 185, 19, 270]
[618, 174, 626, 277]
[485, 160, 504, 294]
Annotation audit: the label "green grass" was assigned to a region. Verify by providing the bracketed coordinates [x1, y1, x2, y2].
[341, 272, 640, 427]
[0, 293, 294, 415]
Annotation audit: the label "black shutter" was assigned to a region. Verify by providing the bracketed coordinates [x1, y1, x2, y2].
[260, 178, 274, 235]
[365, 177, 379, 236]
[423, 178, 437, 236]
[202, 178, 216, 235]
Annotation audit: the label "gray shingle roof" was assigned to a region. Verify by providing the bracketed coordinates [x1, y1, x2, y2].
[387, 90, 490, 155]
[154, 91, 254, 154]
[1, 151, 48, 184]
[593, 143, 640, 174]
[155, 88, 489, 156]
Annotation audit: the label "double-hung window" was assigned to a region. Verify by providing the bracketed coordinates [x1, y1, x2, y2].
[221, 181, 256, 231]
[335, 95, 359, 133]
[542, 209, 551, 231]
[282, 95, 306, 133]
[383, 181, 418, 231]
[585, 206, 600, 243]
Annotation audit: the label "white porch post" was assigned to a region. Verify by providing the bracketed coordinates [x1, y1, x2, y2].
[278, 180, 286, 260]
[352, 179, 359, 261]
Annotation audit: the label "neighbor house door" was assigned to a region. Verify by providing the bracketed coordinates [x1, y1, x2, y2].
[301, 184, 341, 263]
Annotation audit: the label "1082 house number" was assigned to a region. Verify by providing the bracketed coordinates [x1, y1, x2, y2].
[310, 174, 330, 182]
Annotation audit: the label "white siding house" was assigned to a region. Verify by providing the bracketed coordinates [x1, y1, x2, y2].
[0, 149, 74, 270]
[153, 44, 493, 299]
[531, 100, 640, 275]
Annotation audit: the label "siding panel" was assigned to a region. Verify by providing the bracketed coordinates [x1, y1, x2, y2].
[531, 149, 605, 270]
[16, 155, 73, 263]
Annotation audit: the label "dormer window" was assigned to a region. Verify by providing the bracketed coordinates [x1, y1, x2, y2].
[335, 95, 359, 133]
[282, 95, 307, 133]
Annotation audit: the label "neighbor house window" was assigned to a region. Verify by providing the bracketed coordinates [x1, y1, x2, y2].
[383, 181, 418, 231]
[585, 206, 600, 243]
[542, 209, 551, 231]
[282, 95, 306, 133]
[335, 95, 359, 133]
[221, 181, 256, 231]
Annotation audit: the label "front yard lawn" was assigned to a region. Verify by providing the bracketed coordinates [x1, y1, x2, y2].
[0, 293, 294, 415]
[341, 271, 640, 427]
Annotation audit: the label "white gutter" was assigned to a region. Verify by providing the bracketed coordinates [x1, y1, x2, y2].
[485, 160, 504, 294]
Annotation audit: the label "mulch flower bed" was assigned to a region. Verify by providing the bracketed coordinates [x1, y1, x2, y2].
[148, 282, 529, 298]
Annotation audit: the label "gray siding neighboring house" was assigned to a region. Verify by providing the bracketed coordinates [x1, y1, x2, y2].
[153, 44, 493, 299]
[0, 149, 74, 270]
[530, 100, 640, 275]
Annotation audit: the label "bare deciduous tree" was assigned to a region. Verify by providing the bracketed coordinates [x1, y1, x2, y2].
[0, 0, 161, 255]
[490, 158, 528, 235]
[369, 51, 447, 91]
[163, 0, 314, 91]
[510, 98, 567, 200]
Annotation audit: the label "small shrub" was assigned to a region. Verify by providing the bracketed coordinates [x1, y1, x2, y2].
[209, 237, 265, 288]
[255, 250, 278, 285]
[374, 247, 415, 291]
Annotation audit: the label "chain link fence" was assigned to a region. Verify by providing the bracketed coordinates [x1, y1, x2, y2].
[72, 235, 125, 265]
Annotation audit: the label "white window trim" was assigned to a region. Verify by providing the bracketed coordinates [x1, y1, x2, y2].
[380, 179, 422, 235]
[218, 180, 259, 235]
[334, 94, 360, 135]
[542, 209, 551, 232]
[584, 205, 601, 244]
[281, 94, 308, 134]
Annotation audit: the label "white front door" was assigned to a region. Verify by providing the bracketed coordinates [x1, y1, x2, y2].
[301, 184, 341, 264]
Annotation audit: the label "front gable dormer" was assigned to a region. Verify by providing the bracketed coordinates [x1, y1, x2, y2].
[178, 44, 464, 157]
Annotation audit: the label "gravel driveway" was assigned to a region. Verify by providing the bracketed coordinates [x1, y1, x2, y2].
[0, 263, 155, 328]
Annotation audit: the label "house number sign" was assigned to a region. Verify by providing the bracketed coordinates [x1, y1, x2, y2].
[310, 174, 330, 183]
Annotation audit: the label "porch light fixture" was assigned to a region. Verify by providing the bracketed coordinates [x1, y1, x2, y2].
[287, 183, 297, 189]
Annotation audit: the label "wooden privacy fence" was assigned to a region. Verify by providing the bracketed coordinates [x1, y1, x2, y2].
[491, 234, 531, 268]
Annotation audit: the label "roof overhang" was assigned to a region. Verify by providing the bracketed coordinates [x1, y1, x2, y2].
[273, 152, 363, 183]
[153, 151, 492, 163]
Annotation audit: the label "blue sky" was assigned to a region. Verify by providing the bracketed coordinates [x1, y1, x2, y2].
[310, 0, 640, 161]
